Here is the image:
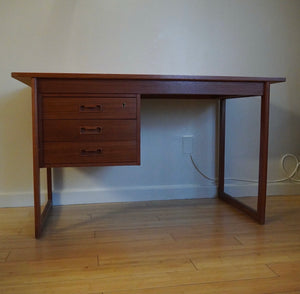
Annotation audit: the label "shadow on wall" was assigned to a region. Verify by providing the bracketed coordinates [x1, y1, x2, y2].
[224, 97, 300, 179]
[0, 88, 34, 192]
[52, 97, 300, 199]
[269, 102, 300, 157]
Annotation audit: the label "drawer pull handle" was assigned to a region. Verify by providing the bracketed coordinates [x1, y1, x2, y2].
[80, 149, 102, 156]
[80, 127, 102, 134]
[79, 104, 102, 112]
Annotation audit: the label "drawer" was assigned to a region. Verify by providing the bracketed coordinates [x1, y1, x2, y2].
[42, 97, 136, 119]
[43, 120, 137, 142]
[43, 141, 138, 165]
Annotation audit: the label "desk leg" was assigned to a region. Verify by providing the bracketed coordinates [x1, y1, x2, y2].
[257, 82, 270, 224]
[218, 99, 226, 197]
[218, 85, 270, 224]
[47, 168, 53, 202]
[217, 99, 255, 217]
[32, 78, 52, 238]
[33, 167, 53, 238]
[33, 163, 41, 238]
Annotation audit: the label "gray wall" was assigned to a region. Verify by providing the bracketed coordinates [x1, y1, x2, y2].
[0, 0, 299, 206]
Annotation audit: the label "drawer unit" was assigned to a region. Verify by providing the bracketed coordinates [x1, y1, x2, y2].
[40, 94, 140, 167]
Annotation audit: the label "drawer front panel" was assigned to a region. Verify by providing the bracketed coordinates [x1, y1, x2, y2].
[43, 120, 136, 142]
[44, 141, 137, 164]
[43, 97, 136, 119]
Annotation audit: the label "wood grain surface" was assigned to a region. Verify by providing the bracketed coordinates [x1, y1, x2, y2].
[0, 195, 299, 293]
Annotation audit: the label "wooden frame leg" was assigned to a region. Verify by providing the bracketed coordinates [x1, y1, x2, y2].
[218, 98, 258, 219]
[33, 162, 41, 237]
[218, 84, 270, 224]
[257, 82, 270, 224]
[218, 98, 226, 197]
[31, 77, 53, 238]
[33, 167, 53, 238]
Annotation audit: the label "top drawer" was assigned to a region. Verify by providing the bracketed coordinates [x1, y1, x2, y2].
[42, 96, 137, 119]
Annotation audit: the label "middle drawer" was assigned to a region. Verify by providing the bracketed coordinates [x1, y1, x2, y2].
[43, 119, 137, 142]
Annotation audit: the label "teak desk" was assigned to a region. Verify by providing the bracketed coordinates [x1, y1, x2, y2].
[11, 73, 285, 238]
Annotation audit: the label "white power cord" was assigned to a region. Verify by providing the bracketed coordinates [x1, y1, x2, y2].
[190, 153, 300, 184]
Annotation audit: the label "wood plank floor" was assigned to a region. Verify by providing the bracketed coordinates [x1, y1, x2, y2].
[0, 195, 300, 294]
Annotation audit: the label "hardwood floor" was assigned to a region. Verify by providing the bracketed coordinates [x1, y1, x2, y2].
[0, 195, 300, 294]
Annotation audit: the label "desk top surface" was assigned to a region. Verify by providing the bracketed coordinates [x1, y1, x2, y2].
[11, 72, 285, 87]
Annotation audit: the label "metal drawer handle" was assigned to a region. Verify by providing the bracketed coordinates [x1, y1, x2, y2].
[79, 104, 102, 112]
[80, 148, 102, 156]
[80, 127, 102, 134]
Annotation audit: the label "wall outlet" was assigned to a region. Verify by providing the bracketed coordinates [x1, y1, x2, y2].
[182, 135, 193, 154]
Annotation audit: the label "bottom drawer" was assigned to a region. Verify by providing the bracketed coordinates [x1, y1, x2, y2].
[43, 141, 138, 165]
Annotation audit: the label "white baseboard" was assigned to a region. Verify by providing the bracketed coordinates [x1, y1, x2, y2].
[52, 184, 217, 206]
[0, 192, 34, 207]
[0, 183, 299, 207]
[0, 191, 48, 208]
[225, 182, 300, 197]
